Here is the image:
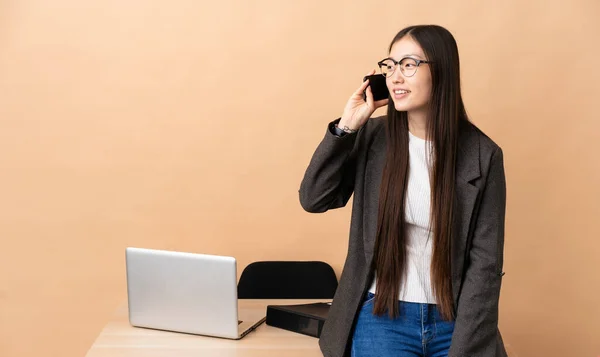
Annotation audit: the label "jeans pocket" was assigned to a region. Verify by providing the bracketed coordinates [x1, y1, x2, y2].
[360, 292, 376, 308]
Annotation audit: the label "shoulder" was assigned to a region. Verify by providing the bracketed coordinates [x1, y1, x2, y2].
[460, 120, 503, 159]
[362, 115, 387, 136]
[355, 115, 387, 147]
[461, 120, 501, 152]
[457, 120, 505, 184]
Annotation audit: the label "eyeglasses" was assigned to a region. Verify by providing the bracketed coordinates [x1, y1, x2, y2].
[377, 57, 433, 78]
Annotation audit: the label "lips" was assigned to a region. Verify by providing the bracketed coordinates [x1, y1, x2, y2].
[392, 88, 411, 99]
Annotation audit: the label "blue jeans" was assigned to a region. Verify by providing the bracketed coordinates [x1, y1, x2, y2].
[351, 292, 455, 357]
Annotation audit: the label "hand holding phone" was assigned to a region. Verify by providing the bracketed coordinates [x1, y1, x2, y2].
[338, 70, 390, 132]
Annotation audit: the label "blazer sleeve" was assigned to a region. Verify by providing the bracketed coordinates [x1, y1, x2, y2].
[449, 147, 507, 357]
[298, 118, 364, 213]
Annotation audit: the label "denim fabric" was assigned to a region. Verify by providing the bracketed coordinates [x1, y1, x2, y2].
[351, 292, 455, 357]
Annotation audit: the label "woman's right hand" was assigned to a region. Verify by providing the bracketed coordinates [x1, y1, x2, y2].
[338, 69, 389, 131]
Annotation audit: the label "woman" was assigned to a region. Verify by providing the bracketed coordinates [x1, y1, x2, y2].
[299, 25, 507, 357]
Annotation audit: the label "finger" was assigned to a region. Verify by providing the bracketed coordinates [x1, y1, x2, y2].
[356, 69, 377, 97]
[374, 98, 389, 109]
[355, 78, 370, 95]
[361, 68, 377, 84]
[365, 86, 374, 108]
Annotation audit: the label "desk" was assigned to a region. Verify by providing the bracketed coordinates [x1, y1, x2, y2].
[85, 299, 330, 357]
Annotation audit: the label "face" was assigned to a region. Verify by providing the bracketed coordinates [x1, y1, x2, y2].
[385, 36, 432, 116]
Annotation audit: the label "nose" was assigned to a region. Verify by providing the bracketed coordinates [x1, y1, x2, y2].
[390, 67, 405, 84]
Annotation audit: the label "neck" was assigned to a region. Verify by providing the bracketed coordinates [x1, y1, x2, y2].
[407, 110, 428, 140]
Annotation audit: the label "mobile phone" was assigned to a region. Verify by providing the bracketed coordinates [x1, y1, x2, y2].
[362, 74, 389, 102]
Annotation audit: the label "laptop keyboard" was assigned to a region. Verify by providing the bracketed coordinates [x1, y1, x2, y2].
[238, 320, 243, 325]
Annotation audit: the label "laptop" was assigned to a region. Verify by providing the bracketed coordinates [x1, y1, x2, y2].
[125, 247, 266, 339]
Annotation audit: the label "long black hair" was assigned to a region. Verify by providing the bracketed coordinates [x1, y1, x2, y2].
[372, 25, 470, 321]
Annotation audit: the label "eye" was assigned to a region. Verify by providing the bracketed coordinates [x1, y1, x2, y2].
[400, 58, 418, 68]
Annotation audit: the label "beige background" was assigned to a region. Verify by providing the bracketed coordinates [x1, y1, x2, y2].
[0, 1, 598, 356]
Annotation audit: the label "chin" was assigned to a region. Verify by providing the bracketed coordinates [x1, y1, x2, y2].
[393, 100, 423, 113]
[393, 102, 410, 112]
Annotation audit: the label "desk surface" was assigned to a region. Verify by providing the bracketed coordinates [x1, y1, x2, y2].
[85, 299, 331, 357]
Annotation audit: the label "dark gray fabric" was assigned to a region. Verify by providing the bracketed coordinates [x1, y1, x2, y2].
[331, 122, 347, 137]
[299, 116, 507, 357]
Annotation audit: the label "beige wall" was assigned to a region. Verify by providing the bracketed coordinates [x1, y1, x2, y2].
[0, 1, 599, 356]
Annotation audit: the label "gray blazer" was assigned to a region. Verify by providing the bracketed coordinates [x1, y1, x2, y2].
[299, 116, 507, 357]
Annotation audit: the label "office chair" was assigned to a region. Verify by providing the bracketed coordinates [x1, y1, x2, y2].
[237, 261, 338, 299]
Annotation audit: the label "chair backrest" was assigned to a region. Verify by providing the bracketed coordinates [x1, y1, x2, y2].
[237, 261, 338, 299]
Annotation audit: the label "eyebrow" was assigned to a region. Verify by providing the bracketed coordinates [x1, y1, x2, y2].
[390, 54, 424, 60]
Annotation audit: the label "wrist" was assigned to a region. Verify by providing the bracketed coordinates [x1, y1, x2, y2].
[336, 122, 359, 134]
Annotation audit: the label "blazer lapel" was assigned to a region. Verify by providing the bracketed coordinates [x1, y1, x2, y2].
[451, 124, 481, 306]
[363, 125, 387, 267]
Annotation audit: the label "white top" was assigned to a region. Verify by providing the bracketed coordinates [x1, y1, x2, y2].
[368, 130, 436, 304]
